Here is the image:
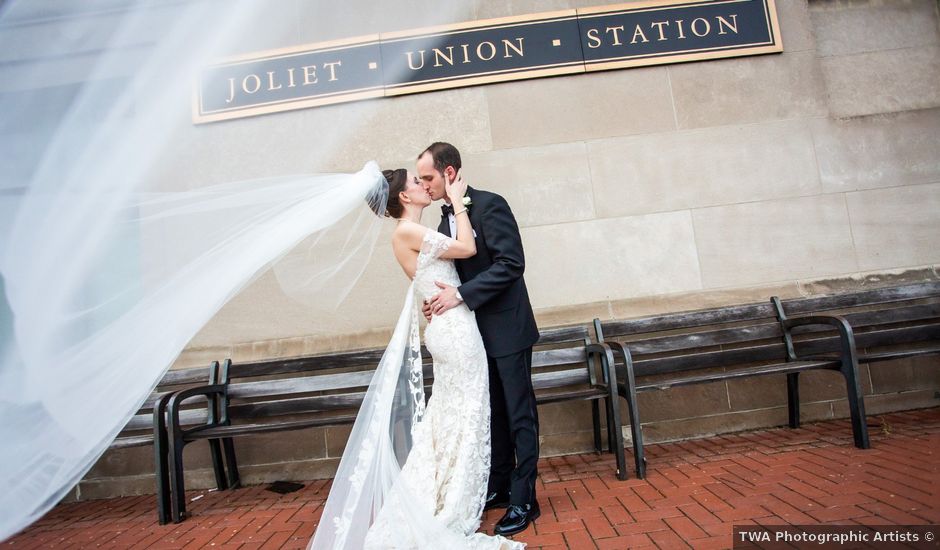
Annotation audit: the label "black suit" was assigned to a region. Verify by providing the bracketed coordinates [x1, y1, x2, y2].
[438, 187, 540, 506]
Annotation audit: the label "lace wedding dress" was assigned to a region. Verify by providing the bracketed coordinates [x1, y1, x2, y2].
[309, 229, 524, 550]
[362, 230, 524, 550]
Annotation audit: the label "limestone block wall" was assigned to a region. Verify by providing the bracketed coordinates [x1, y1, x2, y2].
[176, 0, 940, 361]
[2, 0, 936, 498]
[165, 0, 940, 496]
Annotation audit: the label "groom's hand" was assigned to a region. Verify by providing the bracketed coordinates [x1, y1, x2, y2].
[429, 281, 462, 315]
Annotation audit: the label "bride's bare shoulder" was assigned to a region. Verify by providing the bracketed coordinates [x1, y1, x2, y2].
[392, 220, 426, 249]
[394, 219, 426, 234]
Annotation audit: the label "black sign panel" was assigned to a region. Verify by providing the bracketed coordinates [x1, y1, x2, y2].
[578, 0, 777, 69]
[199, 41, 383, 115]
[194, 0, 781, 123]
[379, 14, 584, 92]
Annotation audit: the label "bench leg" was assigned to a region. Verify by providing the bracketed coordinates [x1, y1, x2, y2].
[591, 400, 602, 454]
[209, 439, 228, 491]
[786, 373, 800, 429]
[168, 435, 188, 523]
[606, 405, 616, 454]
[223, 437, 241, 488]
[154, 413, 171, 525]
[840, 365, 871, 449]
[604, 395, 627, 481]
[619, 384, 646, 479]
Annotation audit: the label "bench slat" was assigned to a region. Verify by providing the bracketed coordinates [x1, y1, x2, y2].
[537, 387, 607, 404]
[228, 349, 388, 379]
[787, 304, 940, 337]
[229, 392, 366, 419]
[845, 303, 940, 327]
[109, 435, 155, 449]
[612, 322, 783, 355]
[158, 367, 215, 386]
[625, 322, 940, 378]
[783, 281, 940, 316]
[532, 369, 591, 390]
[859, 345, 940, 362]
[226, 370, 376, 399]
[123, 409, 208, 431]
[634, 359, 841, 391]
[794, 324, 940, 355]
[632, 342, 786, 376]
[533, 348, 587, 368]
[601, 302, 775, 338]
[186, 415, 360, 439]
[537, 325, 589, 344]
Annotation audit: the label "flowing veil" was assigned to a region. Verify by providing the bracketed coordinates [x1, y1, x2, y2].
[307, 283, 427, 550]
[0, 0, 489, 544]
[0, 1, 396, 539]
[0, 160, 391, 541]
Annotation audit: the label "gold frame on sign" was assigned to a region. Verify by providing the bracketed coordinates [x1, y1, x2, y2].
[192, 0, 782, 124]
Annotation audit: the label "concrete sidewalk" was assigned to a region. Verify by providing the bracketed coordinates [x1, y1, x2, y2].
[4, 408, 939, 549]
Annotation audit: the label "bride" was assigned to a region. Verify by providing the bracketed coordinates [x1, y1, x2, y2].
[308, 169, 525, 550]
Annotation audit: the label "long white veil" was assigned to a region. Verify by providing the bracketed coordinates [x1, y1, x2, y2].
[0, 0, 400, 541]
[0, 158, 391, 541]
[307, 283, 428, 549]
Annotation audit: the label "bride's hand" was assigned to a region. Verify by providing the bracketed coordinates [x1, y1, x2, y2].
[445, 169, 467, 205]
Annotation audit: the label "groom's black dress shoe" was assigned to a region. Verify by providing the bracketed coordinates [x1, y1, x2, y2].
[484, 490, 511, 511]
[493, 502, 540, 536]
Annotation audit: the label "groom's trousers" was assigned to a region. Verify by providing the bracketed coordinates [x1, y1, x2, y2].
[487, 347, 539, 507]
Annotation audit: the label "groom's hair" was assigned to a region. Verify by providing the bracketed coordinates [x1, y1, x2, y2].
[419, 142, 461, 174]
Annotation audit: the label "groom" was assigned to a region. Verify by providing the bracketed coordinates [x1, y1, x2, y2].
[419, 142, 541, 536]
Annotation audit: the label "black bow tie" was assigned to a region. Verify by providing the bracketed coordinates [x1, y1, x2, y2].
[441, 203, 454, 217]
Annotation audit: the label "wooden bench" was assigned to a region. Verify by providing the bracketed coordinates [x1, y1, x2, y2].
[164, 349, 383, 523]
[164, 325, 625, 522]
[774, 281, 940, 368]
[530, 325, 626, 482]
[593, 299, 871, 479]
[108, 362, 219, 525]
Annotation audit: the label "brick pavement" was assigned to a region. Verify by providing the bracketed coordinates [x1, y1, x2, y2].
[4, 408, 939, 549]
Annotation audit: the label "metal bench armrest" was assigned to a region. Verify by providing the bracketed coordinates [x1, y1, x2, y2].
[166, 385, 226, 434]
[586, 342, 617, 386]
[781, 314, 858, 364]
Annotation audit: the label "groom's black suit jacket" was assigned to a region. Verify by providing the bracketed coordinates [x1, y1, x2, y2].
[438, 187, 539, 358]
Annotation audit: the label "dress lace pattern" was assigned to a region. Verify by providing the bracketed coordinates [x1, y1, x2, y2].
[363, 229, 524, 550]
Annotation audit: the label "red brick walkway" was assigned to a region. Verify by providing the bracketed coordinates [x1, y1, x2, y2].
[5, 408, 939, 549]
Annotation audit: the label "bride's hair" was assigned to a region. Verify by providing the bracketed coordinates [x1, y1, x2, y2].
[379, 168, 408, 218]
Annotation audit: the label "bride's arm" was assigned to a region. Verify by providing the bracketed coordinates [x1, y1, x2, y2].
[437, 171, 476, 259]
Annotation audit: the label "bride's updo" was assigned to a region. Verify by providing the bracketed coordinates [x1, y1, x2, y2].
[379, 168, 408, 218]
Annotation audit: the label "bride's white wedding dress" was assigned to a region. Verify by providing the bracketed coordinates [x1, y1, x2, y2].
[361, 229, 525, 550]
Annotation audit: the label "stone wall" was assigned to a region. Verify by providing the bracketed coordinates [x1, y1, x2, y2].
[3, 0, 936, 499]
[175, 0, 940, 357]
